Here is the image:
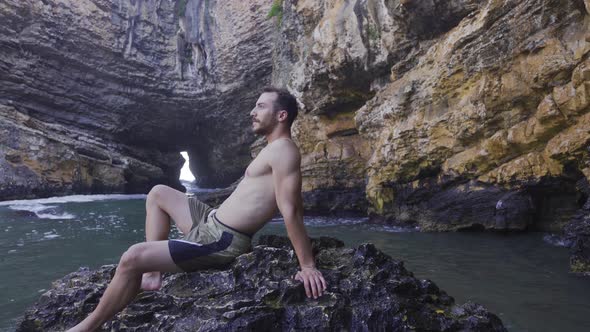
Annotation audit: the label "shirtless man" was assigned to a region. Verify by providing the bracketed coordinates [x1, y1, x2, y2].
[69, 87, 326, 331]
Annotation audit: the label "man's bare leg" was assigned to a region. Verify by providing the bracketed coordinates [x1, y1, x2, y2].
[141, 185, 193, 291]
[69, 241, 181, 332]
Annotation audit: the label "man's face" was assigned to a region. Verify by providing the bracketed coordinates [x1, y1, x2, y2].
[250, 92, 280, 135]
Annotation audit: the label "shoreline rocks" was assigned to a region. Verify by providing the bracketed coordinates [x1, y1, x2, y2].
[16, 236, 506, 331]
[563, 178, 590, 275]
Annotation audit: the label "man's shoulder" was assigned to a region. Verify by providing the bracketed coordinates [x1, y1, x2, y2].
[267, 138, 301, 168]
[268, 138, 299, 154]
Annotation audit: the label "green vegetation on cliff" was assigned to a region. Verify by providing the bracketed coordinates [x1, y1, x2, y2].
[267, 0, 283, 26]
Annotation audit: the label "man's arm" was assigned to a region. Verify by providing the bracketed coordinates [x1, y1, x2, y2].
[270, 143, 326, 299]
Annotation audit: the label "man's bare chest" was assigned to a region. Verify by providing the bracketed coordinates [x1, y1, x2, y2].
[244, 151, 272, 178]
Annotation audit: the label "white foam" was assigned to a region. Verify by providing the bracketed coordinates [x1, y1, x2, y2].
[43, 234, 60, 239]
[9, 203, 57, 213]
[371, 225, 420, 233]
[270, 216, 369, 227]
[1, 194, 145, 220]
[82, 226, 105, 231]
[7, 203, 76, 219]
[181, 180, 224, 193]
[0, 194, 146, 206]
[305, 216, 369, 227]
[543, 234, 571, 247]
[37, 213, 74, 220]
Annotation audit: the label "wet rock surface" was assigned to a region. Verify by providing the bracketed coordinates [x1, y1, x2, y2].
[563, 178, 590, 275]
[17, 236, 505, 331]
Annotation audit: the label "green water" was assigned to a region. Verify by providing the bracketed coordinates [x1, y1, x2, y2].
[1, 195, 589, 331]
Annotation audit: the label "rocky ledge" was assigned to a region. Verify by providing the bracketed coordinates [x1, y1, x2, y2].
[17, 236, 505, 331]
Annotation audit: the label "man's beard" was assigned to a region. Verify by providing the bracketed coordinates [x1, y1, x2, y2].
[253, 128, 270, 136]
[252, 121, 273, 135]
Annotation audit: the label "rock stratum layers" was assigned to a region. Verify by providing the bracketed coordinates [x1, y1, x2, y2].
[0, 0, 274, 199]
[278, 0, 590, 231]
[2, 0, 590, 272]
[16, 236, 506, 331]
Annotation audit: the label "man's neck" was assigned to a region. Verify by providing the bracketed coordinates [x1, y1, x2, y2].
[265, 129, 291, 144]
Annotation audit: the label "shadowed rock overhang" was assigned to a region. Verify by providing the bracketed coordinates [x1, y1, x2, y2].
[0, 0, 275, 200]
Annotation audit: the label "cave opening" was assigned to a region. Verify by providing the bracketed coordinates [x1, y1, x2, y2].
[179, 151, 196, 192]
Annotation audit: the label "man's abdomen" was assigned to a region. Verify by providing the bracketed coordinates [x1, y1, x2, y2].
[216, 176, 277, 234]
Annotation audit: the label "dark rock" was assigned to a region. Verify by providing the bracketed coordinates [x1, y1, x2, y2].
[192, 189, 233, 208]
[302, 187, 369, 216]
[563, 178, 590, 275]
[16, 236, 506, 331]
[194, 187, 368, 217]
[370, 176, 585, 232]
[369, 178, 534, 231]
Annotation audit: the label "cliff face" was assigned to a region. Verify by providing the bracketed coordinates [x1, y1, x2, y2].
[274, 0, 590, 233]
[0, 0, 273, 199]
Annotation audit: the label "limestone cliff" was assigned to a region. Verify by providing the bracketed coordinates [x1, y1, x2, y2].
[268, 0, 590, 274]
[274, 0, 590, 235]
[0, 0, 273, 199]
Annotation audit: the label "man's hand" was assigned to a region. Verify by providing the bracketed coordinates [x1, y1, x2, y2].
[294, 267, 327, 299]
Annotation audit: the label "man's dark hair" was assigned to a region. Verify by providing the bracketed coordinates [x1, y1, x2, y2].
[263, 86, 298, 126]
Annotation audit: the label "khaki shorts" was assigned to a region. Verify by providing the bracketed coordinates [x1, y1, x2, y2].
[168, 197, 252, 272]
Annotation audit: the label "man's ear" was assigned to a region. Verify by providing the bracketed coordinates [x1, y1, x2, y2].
[277, 110, 288, 122]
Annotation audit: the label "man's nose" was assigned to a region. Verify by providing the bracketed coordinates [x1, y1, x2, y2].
[250, 108, 256, 117]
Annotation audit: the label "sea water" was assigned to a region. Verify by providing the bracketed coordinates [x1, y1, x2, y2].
[1, 194, 589, 331]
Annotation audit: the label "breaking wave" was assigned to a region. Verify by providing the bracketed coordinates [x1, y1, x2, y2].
[0, 194, 146, 220]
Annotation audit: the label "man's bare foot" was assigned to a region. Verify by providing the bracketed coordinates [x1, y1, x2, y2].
[140, 272, 162, 291]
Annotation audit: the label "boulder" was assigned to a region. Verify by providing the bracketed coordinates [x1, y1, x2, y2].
[16, 236, 505, 331]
